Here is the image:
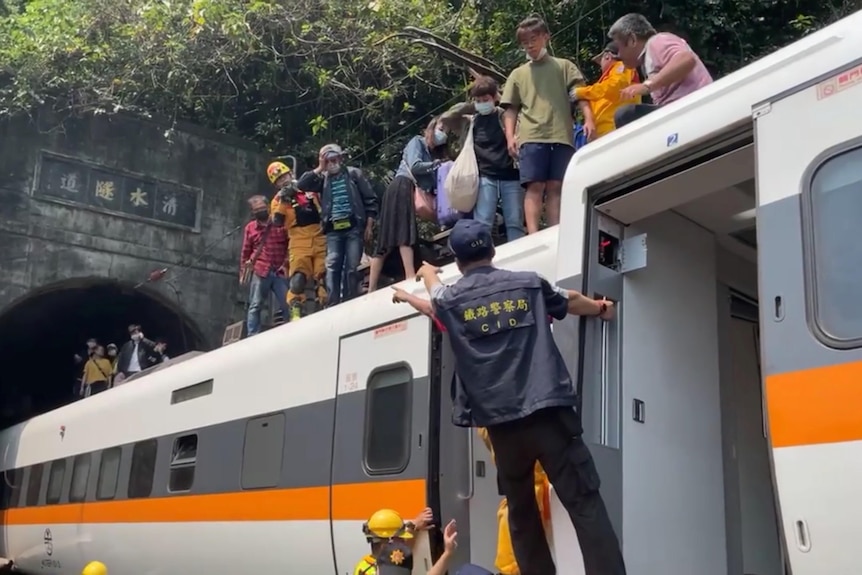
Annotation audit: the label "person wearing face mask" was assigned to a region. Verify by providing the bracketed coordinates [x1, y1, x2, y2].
[573, 42, 641, 139]
[268, 161, 327, 321]
[367, 116, 451, 292]
[501, 16, 595, 235]
[239, 194, 291, 335]
[296, 144, 378, 306]
[441, 75, 525, 241]
[116, 324, 158, 380]
[106, 343, 119, 376]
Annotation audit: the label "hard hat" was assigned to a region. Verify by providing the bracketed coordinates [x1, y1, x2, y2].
[82, 560, 108, 575]
[363, 508, 413, 540]
[266, 161, 291, 184]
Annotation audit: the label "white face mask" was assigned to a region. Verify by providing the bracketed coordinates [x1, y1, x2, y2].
[474, 101, 495, 115]
[433, 129, 448, 146]
[131, 333, 143, 342]
[527, 47, 548, 61]
[327, 163, 342, 175]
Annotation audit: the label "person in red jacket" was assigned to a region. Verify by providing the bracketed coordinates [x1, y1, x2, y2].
[240, 195, 290, 336]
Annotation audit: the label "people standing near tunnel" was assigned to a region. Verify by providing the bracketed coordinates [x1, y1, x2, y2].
[268, 160, 327, 321]
[415, 219, 626, 575]
[116, 324, 158, 381]
[240, 195, 291, 335]
[81, 345, 113, 396]
[296, 144, 378, 306]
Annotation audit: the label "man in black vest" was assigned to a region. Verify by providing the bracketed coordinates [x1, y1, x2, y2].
[415, 219, 626, 575]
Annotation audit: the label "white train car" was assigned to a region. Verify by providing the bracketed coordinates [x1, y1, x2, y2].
[0, 227, 561, 575]
[4, 7, 862, 575]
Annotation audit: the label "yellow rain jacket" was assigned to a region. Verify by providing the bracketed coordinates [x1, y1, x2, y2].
[574, 62, 641, 137]
[477, 427, 551, 575]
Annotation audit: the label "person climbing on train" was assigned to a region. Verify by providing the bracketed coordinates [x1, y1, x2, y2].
[477, 426, 551, 575]
[81, 344, 113, 396]
[296, 144, 378, 306]
[574, 42, 641, 139]
[267, 160, 327, 322]
[355, 508, 457, 575]
[414, 218, 626, 575]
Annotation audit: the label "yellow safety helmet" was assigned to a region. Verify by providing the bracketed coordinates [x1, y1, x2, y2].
[266, 161, 291, 185]
[363, 508, 413, 541]
[81, 560, 108, 575]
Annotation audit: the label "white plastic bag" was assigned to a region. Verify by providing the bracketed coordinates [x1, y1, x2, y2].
[445, 119, 480, 213]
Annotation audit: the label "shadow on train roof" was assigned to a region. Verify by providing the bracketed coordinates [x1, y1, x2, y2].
[0, 277, 209, 429]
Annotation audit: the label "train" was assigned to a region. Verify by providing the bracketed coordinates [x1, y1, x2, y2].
[3, 8, 862, 575]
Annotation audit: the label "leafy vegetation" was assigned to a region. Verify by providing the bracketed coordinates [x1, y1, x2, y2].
[0, 0, 857, 175]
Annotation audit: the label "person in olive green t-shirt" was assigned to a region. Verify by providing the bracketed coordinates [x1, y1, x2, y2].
[501, 16, 596, 234]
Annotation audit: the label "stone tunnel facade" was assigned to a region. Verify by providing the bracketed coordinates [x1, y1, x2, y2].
[0, 109, 270, 349]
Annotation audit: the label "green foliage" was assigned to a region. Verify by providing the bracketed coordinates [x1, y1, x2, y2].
[0, 0, 857, 178]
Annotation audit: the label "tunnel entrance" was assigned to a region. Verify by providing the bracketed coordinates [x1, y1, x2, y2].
[0, 277, 208, 429]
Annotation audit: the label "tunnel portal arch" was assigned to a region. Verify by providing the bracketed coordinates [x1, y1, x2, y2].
[0, 277, 209, 428]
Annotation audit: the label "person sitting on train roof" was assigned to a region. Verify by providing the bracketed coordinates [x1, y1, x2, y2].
[354, 508, 431, 575]
[609, 13, 713, 128]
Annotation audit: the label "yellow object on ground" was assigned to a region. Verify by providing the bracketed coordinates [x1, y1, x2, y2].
[477, 427, 551, 575]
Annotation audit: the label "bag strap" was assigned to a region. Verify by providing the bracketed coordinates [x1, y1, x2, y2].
[248, 221, 274, 265]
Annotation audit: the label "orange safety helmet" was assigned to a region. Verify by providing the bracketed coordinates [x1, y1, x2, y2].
[266, 161, 291, 185]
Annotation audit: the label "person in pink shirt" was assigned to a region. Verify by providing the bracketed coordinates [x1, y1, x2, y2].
[607, 13, 713, 128]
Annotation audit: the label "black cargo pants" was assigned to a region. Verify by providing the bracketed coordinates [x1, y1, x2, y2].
[486, 406, 626, 575]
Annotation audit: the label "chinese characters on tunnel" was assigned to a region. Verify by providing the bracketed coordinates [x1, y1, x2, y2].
[37, 154, 201, 229]
[460, 295, 532, 339]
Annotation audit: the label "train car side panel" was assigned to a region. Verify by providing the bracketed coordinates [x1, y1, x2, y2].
[755, 61, 862, 575]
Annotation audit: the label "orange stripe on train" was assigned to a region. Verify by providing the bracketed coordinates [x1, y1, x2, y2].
[766, 360, 862, 448]
[0, 479, 426, 525]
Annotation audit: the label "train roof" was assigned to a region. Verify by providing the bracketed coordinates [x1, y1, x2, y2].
[0, 226, 560, 468]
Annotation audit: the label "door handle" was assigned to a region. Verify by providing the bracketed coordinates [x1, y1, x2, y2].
[599, 320, 610, 445]
[458, 430, 474, 500]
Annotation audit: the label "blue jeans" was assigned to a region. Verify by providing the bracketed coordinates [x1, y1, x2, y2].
[474, 176, 526, 242]
[326, 227, 363, 306]
[247, 269, 290, 336]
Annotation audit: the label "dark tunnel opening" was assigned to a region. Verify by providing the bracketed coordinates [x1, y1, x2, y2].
[0, 279, 208, 429]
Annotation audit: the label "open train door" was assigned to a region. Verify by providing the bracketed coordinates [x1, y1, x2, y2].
[754, 63, 862, 575]
[329, 314, 435, 574]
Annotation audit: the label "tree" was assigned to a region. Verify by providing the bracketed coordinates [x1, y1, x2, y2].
[0, 0, 856, 177]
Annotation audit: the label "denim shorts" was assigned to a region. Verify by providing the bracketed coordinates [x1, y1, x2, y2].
[518, 142, 575, 186]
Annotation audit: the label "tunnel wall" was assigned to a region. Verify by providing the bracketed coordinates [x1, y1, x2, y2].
[0, 108, 271, 348]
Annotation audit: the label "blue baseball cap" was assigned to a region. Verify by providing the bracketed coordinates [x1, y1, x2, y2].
[448, 219, 493, 261]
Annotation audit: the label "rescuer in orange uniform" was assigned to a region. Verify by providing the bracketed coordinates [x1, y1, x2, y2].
[267, 161, 327, 322]
[477, 427, 551, 575]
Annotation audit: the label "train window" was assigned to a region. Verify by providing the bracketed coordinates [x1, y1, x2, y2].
[96, 447, 122, 500]
[241, 413, 285, 490]
[363, 364, 413, 474]
[1, 468, 23, 509]
[128, 439, 158, 499]
[69, 453, 91, 503]
[804, 146, 862, 347]
[46, 460, 66, 504]
[26, 464, 44, 506]
[168, 434, 197, 493]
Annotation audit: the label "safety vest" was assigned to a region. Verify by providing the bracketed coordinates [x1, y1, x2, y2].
[433, 266, 576, 427]
[354, 555, 377, 575]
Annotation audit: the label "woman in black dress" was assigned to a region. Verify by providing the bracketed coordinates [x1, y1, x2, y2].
[368, 116, 450, 291]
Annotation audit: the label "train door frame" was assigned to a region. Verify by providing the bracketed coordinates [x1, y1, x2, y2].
[329, 314, 434, 575]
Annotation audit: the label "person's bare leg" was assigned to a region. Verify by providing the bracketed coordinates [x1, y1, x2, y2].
[399, 245, 416, 279]
[545, 180, 562, 227]
[367, 252, 388, 292]
[524, 182, 545, 234]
